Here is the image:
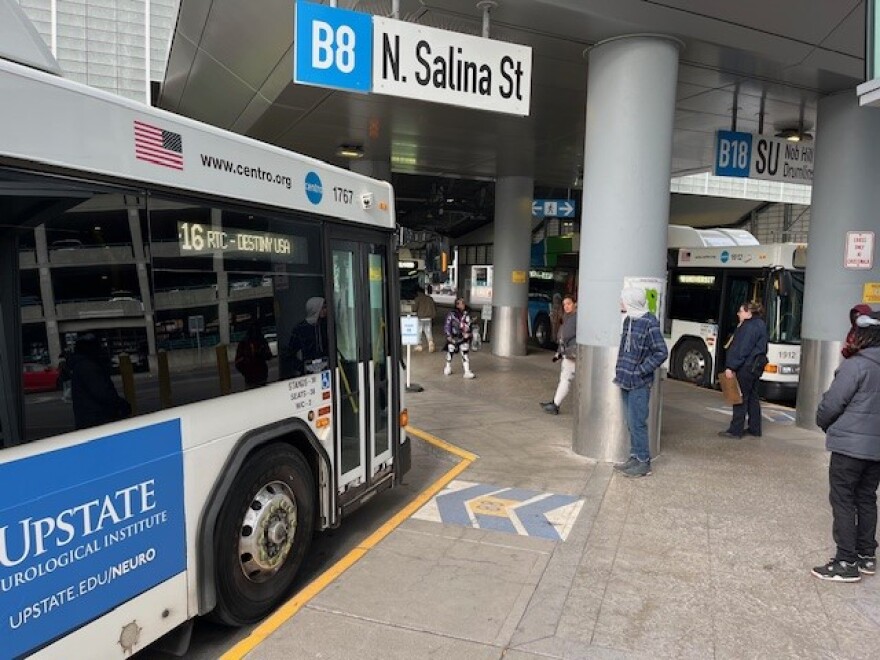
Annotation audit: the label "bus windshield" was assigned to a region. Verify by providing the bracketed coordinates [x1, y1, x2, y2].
[765, 271, 804, 344]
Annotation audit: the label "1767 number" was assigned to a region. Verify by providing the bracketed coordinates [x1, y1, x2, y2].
[333, 187, 353, 203]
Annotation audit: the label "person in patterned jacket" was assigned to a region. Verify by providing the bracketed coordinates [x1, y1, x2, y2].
[443, 297, 475, 379]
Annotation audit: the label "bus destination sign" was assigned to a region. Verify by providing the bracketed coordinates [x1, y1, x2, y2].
[178, 222, 303, 262]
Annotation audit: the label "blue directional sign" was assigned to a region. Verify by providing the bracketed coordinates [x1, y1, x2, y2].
[714, 130, 752, 178]
[294, 1, 373, 93]
[532, 199, 576, 218]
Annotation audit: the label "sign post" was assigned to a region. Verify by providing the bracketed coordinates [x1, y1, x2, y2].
[188, 314, 205, 363]
[400, 315, 423, 392]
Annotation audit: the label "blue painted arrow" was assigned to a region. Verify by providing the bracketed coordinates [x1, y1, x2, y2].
[435, 483, 500, 527]
[512, 494, 580, 540]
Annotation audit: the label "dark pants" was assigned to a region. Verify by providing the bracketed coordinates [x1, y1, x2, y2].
[829, 452, 880, 563]
[728, 370, 760, 436]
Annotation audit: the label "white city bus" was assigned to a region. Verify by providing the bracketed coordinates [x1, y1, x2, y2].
[0, 39, 410, 659]
[665, 231, 806, 399]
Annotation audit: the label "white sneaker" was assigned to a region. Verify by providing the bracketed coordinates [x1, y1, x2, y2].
[443, 364, 452, 376]
[463, 370, 475, 379]
[414, 345, 423, 352]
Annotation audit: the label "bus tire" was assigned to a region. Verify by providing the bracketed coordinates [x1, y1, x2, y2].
[534, 314, 553, 349]
[675, 339, 712, 386]
[209, 444, 315, 626]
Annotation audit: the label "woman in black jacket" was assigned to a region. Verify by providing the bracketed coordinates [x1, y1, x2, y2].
[718, 301, 769, 438]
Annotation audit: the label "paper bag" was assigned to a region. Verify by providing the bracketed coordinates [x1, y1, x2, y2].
[719, 373, 742, 405]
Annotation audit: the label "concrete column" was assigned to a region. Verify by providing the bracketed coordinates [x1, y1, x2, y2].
[34, 224, 62, 365]
[796, 91, 880, 429]
[573, 35, 681, 460]
[492, 174, 533, 356]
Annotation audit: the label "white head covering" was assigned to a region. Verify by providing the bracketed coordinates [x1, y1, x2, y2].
[305, 296, 325, 325]
[621, 287, 648, 319]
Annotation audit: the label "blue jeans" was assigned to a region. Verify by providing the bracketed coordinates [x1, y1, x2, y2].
[622, 385, 651, 462]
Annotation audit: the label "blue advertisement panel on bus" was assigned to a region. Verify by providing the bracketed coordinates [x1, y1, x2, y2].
[0, 420, 186, 658]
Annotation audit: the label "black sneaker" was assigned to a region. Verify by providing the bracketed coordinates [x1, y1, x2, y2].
[858, 555, 876, 575]
[621, 460, 652, 478]
[541, 402, 559, 415]
[811, 559, 861, 582]
[717, 430, 742, 438]
[614, 457, 639, 472]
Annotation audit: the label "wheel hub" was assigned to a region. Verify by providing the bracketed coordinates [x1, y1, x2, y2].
[238, 481, 297, 583]
[681, 350, 705, 380]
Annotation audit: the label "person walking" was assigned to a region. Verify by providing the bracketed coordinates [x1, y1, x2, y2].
[613, 287, 668, 478]
[717, 302, 769, 438]
[443, 297, 475, 379]
[812, 312, 880, 582]
[413, 288, 437, 352]
[541, 295, 577, 415]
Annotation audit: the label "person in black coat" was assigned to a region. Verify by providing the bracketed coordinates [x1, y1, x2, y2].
[812, 312, 880, 582]
[69, 335, 131, 430]
[718, 301, 769, 438]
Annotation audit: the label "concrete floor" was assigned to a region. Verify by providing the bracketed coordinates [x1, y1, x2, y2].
[245, 344, 880, 660]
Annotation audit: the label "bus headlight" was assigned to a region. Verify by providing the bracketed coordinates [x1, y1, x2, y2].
[778, 364, 799, 375]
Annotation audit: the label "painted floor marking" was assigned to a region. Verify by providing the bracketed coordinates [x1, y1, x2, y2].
[706, 405, 796, 424]
[413, 479, 584, 541]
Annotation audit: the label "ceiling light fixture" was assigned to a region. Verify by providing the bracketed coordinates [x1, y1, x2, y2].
[336, 145, 364, 159]
[775, 127, 813, 142]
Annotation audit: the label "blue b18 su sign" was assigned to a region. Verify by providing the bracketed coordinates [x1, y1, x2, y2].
[294, 1, 373, 92]
[0, 420, 186, 658]
[714, 130, 813, 184]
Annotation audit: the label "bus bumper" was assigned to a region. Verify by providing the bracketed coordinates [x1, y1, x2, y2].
[759, 380, 797, 402]
[398, 432, 412, 477]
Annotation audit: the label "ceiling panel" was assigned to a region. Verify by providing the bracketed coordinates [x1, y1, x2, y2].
[648, 0, 861, 45]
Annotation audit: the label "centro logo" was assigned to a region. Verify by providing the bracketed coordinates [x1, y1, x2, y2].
[305, 171, 323, 205]
[720, 250, 730, 264]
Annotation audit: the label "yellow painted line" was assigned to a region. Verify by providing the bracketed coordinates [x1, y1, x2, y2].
[221, 425, 477, 659]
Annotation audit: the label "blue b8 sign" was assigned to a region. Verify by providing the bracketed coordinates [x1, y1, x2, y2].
[294, 1, 372, 93]
[714, 130, 752, 178]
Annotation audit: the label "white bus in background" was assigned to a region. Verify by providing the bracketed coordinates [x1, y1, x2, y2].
[664, 225, 806, 400]
[0, 9, 409, 657]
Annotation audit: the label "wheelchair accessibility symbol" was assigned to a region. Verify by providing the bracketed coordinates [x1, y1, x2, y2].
[321, 371, 331, 390]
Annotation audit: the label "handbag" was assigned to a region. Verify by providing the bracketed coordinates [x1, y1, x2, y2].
[719, 372, 743, 405]
[751, 353, 769, 377]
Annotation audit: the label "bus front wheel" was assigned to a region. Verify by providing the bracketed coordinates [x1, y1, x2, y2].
[210, 444, 315, 626]
[534, 314, 553, 349]
[675, 340, 712, 386]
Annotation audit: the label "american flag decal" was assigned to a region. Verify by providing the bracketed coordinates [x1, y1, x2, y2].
[134, 120, 184, 170]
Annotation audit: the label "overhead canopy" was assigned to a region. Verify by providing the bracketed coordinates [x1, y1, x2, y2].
[159, 0, 853, 228]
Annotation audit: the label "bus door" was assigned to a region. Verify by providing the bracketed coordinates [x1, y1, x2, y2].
[717, 272, 758, 370]
[329, 232, 394, 505]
